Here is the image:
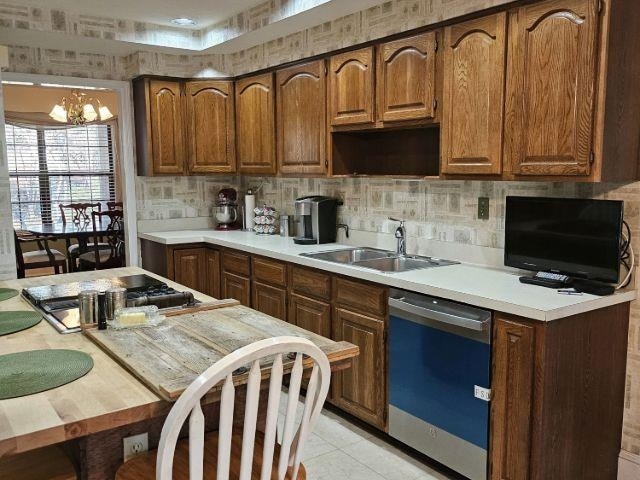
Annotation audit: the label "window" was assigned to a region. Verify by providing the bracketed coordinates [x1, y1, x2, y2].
[5, 123, 116, 227]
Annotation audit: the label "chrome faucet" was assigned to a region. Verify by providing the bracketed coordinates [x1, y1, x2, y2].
[337, 223, 350, 239]
[389, 217, 406, 255]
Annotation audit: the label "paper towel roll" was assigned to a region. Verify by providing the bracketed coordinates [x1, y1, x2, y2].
[244, 193, 256, 230]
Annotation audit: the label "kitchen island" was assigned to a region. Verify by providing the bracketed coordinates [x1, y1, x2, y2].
[0, 267, 358, 479]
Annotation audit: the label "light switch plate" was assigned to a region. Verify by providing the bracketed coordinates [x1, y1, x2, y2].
[478, 197, 490, 220]
[123, 432, 148, 461]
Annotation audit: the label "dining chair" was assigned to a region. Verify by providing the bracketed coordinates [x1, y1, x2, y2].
[14, 230, 67, 278]
[59, 202, 102, 225]
[59, 202, 103, 271]
[107, 201, 123, 211]
[115, 336, 331, 480]
[77, 210, 125, 271]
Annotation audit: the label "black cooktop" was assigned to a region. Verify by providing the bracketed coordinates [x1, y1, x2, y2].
[22, 274, 165, 305]
[22, 274, 196, 334]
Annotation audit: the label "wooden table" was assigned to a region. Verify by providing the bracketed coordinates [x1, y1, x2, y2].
[0, 267, 357, 478]
[23, 220, 122, 271]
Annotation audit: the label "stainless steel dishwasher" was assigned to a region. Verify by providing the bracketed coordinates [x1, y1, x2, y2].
[388, 288, 492, 480]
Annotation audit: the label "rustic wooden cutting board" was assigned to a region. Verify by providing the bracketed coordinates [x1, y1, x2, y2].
[84, 304, 358, 401]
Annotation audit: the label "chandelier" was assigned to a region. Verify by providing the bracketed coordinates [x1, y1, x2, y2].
[49, 91, 114, 125]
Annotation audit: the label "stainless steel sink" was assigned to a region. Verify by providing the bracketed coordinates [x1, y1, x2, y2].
[300, 247, 397, 264]
[300, 248, 458, 273]
[354, 255, 458, 272]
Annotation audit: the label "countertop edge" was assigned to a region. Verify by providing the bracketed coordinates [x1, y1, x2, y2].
[138, 232, 637, 322]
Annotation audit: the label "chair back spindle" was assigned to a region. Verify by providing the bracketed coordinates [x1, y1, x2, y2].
[156, 336, 331, 480]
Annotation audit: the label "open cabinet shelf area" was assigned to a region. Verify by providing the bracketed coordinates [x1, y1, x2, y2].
[330, 127, 440, 178]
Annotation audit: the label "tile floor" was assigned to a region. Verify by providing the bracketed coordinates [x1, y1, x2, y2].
[281, 391, 456, 480]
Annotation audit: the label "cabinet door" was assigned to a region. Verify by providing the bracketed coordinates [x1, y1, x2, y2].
[288, 293, 331, 338]
[204, 249, 221, 299]
[490, 317, 535, 480]
[377, 33, 437, 123]
[173, 248, 205, 292]
[441, 13, 507, 175]
[185, 81, 236, 174]
[276, 60, 327, 175]
[149, 80, 185, 175]
[252, 281, 287, 320]
[222, 271, 250, 306]
[236, 73, 276, 175]
[505, 0, 599, 176]
[332, 307, 386, 429]
[329, 47, 375, 126]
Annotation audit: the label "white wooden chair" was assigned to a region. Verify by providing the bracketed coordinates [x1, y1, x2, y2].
[116, 336, 331, 480]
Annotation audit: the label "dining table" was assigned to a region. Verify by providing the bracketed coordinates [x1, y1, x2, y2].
[21, 218, 122, 272]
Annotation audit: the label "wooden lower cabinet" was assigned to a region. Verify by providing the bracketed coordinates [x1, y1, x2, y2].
[489, 317, 534, 480]
[489, 305, 629, 480]
[252, 281, 287, 320]
[172, 248, 205, 293]
[288, 293, 331, 338]
[204, 249, 221, 298]
[222, 271, 250, 306]
[331, 307, 386, 430]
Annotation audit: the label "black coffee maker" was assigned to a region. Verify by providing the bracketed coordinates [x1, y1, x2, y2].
[293, 196, 340, 245]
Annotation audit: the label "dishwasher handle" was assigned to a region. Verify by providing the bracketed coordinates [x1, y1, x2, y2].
[389, 296, 490, 332]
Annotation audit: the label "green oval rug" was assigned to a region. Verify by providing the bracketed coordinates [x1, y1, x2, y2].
[0, 349, 94, 400]
[0, 311, 42, 336]
[0, 288, 19, 302]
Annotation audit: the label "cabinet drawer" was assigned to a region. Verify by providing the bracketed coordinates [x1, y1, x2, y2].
[222, 250, 251, 276]
[253, 257, 287, 287]
[290, 266, 332, 300]
[334, 277, 387, 317]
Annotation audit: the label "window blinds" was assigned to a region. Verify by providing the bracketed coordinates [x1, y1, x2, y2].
[5, 123, 116, 227]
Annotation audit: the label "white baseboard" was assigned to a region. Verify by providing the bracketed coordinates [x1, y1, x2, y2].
[619, 451, 640, 479]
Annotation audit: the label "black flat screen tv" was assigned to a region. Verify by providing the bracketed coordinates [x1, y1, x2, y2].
[504, 196, 623, 283]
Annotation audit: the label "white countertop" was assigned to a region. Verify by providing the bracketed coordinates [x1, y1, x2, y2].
[139, 229, 637, 321]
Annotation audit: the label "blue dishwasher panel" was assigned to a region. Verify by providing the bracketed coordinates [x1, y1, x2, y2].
[389, 314, 490, 449]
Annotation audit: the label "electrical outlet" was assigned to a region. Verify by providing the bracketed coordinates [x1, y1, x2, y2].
[478, 197, 490, 220]
[123, 432, 148, 461]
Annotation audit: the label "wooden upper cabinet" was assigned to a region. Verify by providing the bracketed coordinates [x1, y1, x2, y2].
[146, 79, 186, 175]
[505, 0, 599, 177]
[185, 80, 236, 174]
[377, 33, 437, 123]
[441, 13, 507, 175]
[235, 73, 276, 175]
[276, 60, 327, 175]
[329, 47, 375, 126]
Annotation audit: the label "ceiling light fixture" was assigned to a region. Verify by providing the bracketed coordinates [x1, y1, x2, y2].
[2, 80, 35, 86]
[49, 91, 113, 125]
[171, 17, 197, 26]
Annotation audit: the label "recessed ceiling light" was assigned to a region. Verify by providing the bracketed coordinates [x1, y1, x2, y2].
[171, 17, 197, 27]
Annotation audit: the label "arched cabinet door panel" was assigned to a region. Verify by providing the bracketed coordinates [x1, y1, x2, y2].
[377, 32, 437, 123]
[185, 80, 236, 174]
[276, 60, 327, 175]
[441, 13, 507, 175]
[235, 73, 276, 175]
[504, 0, 599, 177]
[329, 47, 375, 126]
[149, 80, 186, 175]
